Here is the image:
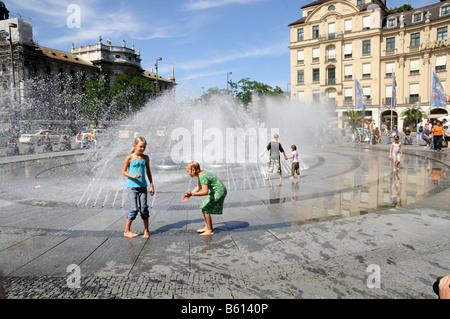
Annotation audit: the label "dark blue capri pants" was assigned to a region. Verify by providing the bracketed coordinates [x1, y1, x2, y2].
[127, 187, 149, 221]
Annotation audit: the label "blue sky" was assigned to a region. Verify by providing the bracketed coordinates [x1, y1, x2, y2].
[6, 0, 435, 100]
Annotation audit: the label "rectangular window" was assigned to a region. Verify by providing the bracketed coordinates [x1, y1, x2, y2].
[363, 16, 370, 30]
[410, 59, 420, 74]
[385, 86, 392, 105]
[436, 55, 447, 71]
[409, 83, 419, 103]
[297, 28, 304, 41]
[362, 63, 371, 78]
[413, 13, 422, 22]
[313, 68, 320, 82]
[344, 19, 352, 33]
[344, 65, 352, 80]
[312, 48, 320, 62]
[437, 27, 448, 41]
[313, 25, 319, 39]
[297, 50, 304, 63]
[386, 62, 395, 76]
[357, 0, 365, 6]
[362, 40, 371, 54]
[328, 23, 335, 39]
[442, 6, 450, 16]
[344, 88, 352, 102]
[327, 47, 335, 62]
[363, 87, 371, 101]
[386, 37, 395, 51]
[410, 32, 420, 47]
[313, 90, 320, 102]
[344, 43, 352, 58]
[388, 19, 396, 28]
[297, 70, 304, 84]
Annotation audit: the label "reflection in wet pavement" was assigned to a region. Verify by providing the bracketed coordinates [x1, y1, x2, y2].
[0, 147, 448, 227]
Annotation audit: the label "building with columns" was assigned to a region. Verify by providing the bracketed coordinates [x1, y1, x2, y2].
[289, 0, 450, 130]
[0, 6, 175, 129]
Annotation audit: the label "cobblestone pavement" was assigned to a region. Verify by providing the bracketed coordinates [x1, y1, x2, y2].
[1, 143, 449, 299]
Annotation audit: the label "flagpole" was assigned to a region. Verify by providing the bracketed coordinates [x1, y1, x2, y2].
[391, 70, 394, 132]
[429, 64, 432, 121]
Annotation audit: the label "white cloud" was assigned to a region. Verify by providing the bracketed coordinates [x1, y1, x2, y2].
[183, 0, 264, 11]
[175, 42, 287, 71]
[8, 0, 206, 46]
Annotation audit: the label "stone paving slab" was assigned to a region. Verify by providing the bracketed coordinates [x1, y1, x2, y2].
[0, 143, 449, 300]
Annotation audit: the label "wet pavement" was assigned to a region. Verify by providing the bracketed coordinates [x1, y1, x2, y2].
[0, 142, 449, 299]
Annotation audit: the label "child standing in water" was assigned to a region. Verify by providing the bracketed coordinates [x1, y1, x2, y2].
[122, 137, 154, 238]
[286, 145, 300, 181]
[389, 135, 403, 172]
[181, 161, 227, 235]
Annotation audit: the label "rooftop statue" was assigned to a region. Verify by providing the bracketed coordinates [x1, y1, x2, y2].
[0, 1, 9, 20]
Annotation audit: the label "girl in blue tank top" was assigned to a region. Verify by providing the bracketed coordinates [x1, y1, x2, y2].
[121, 137, 154, 238]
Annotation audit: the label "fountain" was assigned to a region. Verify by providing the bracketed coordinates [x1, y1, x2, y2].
[1, 84, 447, 222]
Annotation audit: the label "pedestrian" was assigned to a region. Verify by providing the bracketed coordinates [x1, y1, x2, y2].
[422, 126, 433, 149]
[403, 126, 412, 145]
[43, 132, 52, 152]
[181, 161, 227, 236]
[432, 121, 444, 152]
[389, 135, 403, 172]
[121, 137, 154, 238]
[75, 131, 83, 149]
[89, 129, 97, 149]
[444, 125, 450, 148]
[417, 120, 423, 145]
[369, 120, 375, 145]
[261, 134, 287, 181]
[353, 127, 361, 143]
[286, 145, 300, 181]
[388, 125, 398, 143]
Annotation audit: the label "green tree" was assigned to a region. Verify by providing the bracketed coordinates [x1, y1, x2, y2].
[387, 4, 413, 13]
[401, 106, 426, 129]
[198, 87, 230, 101]
[111, 74, 156, 114]
[73, 74, 157, 124]
[228, 78, 284, 107]
[344, 109, 364, 130]
[75, 79, 112, 126]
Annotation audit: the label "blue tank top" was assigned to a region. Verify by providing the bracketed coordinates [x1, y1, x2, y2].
[126, 157, 147, 188]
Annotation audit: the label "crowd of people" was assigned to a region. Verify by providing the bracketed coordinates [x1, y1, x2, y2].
[419, 118, 449, 152]
[344, 118, 450, 152]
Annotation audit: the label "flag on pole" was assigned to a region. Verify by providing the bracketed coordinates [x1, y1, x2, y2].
[431, 69, 446, 107]
[392, 72, 397, 109]
[355, 77, 364, 109]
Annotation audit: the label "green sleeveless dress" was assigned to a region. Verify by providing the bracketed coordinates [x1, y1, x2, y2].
[198, 171, 227, 215]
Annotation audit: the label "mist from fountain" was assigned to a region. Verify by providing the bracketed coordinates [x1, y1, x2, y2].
[70, 90, 330, 208]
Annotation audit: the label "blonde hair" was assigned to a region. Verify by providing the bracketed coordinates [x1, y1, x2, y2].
[186, 161, 201, 175]
[131, 137, 147, 154]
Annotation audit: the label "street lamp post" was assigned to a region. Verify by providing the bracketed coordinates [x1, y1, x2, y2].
[8, 23, 17, 102]
[155, 57, 162, 93]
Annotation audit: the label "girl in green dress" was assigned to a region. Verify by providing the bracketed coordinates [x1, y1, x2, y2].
[181, 161, 227, 235]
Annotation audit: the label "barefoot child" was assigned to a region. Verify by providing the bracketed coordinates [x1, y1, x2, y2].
[286, 145, 300, 181]
[122, 137, 154, 238]
[389, 135, 403, 172]
[181, 161, 227, 235]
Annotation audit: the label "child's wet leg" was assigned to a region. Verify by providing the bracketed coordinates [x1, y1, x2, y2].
[124, 220, 139, 238]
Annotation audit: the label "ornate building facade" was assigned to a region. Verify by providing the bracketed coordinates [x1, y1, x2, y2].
[0, 9, 175, 129]
[289, 0, 450, 129]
